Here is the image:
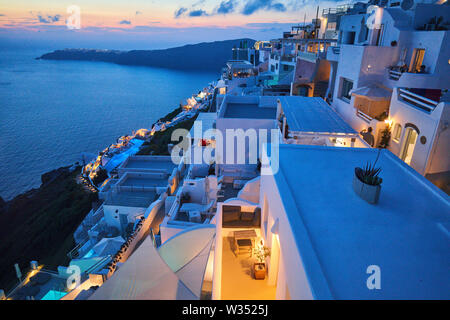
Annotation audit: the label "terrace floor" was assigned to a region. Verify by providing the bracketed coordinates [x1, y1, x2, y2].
[220, 236, 276, 300]
[224, 103, 277, 119]
[218, 183, 240, 202]
[122, 159, 177, 172]
[121, 176, 168, 188]
[104, 191, 157, 207]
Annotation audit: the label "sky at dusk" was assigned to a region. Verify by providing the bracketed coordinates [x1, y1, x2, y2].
[0, 0, 350, 49]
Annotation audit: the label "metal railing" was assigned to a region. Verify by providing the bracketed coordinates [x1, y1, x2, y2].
[322, 4, 353, 16]
[84, 255, 112, 274]
[388, 69, 402, 81]
[67, 237, 90, 259]
[398, 88, 439, 113]
[356, 109, 374, 124]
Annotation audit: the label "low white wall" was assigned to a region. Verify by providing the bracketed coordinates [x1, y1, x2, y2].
[260, 168, 316, 300]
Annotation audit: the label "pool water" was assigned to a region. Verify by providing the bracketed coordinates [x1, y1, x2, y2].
[41, 290, 67, 300]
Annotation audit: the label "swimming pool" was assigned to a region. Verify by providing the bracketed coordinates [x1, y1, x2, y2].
[41, 290, 67, 300]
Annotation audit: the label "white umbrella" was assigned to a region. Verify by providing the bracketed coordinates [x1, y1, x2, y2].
[90, 225, 215, 300]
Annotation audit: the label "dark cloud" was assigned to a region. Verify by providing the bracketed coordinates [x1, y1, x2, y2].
[189, 9, 208, 17]
[242, 0, 287, 15]
[174, 7, 188, 18]
[37, 14, 61, 24]
[175, 0, 298, 19]
[119, 20, 131, 25]
[217, 0, 237, 14]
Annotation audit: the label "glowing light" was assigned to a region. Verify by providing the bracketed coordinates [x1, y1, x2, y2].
[23, 265, 44, 286]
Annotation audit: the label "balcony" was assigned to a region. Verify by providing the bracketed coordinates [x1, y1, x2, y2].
[270, 53, 280, 60]
[385, 68, 442, 89]
[351, 85, 392, 123]
[297, 51, 319, 63]
[322, 4, 353, 17]
[388, 69, 402, 81]
[220, 233, 276, 300]
[397, 88, 440, 113]
[356, 109, 374, 124]
[280, 55, 296, 63]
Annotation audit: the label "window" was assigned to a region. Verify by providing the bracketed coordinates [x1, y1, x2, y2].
[393, 123, 402, 142]
[401, 127, 418, 165]
[340, 78, 353, 102]
[343, 31, 356, 45]
[372, 24, 384, 46]
[409, 49, 425, 73]
[327, 22, 336, 31]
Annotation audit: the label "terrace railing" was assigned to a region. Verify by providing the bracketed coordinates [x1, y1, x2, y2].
[388, 69, 402, 81]
[281, 55, 296, 62]
[398, 88, 439, 113]
[67, 237, 90, 259]
[298, 51, 319, 63]
[356, 109, 374, 124]
[322, 4, 353, 16]
[84, 255, 112, 274]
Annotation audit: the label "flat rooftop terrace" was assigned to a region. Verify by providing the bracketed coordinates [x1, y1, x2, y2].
[120, 176, 168, 188]
[105, 191, 157, 208]
[120, 156, 177, 172]
[221, 236, 276, 300]
[272, 145, 450, 299]
[280, 96, 356, 134]
[224, 103, 277, 119]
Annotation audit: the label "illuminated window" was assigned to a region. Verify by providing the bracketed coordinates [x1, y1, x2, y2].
[327, 22, 336, 31]
[393, 123, 402, 142]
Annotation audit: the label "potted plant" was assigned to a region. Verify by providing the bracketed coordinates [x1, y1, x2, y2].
[253, 240, 270, 280]
[353, 151, 383, 204]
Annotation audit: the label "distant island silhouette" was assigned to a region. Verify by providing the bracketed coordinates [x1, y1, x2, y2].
[37, 38, 256, 72]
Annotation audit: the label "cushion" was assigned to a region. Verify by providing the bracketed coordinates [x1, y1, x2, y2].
[236, 239, 252, 247]
[222, 206, 241, 223]
[223, 210, 240, 222]
[241, 211, 254, 221]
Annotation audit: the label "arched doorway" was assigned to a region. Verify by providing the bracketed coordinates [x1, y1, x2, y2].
[400, 127, 419, 165]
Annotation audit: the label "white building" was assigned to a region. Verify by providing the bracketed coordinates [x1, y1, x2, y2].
[212, 145, 450, 299]
[328, 1, 450, 191]
[216, 95, 280, 174]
